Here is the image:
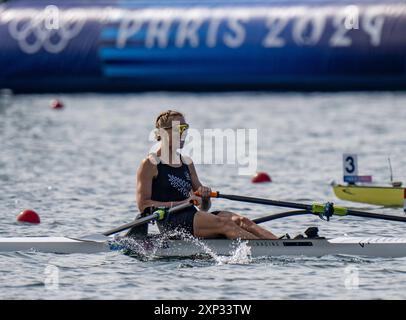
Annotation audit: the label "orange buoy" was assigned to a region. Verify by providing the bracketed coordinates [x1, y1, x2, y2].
[17, 209, 41, 224]
[50, 99, 64, 110]
[251, 172, 272, 183]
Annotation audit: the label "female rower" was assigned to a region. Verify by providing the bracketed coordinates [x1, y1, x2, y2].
[133, 110, 278, 240]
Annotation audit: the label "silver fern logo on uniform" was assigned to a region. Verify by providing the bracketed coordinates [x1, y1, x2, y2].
[168, 174, 192, 197]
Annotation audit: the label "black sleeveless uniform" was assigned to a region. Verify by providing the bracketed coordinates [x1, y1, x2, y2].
[144, 156, 198, 235]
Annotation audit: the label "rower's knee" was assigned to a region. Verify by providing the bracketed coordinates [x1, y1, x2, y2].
[217, 211, 243, 223]
[218, 211, 253, 227]
[216, 211, 234, 219]
[239, 216, 255, 226]
[219, 217, 241, 238]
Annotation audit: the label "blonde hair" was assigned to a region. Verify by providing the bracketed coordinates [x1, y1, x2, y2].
[155, 110, 185, 141]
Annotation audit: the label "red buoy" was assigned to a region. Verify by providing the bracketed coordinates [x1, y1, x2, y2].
[251, 172, 272, 183]
[17, 210, 41, 224]
[50, 99, 64, 110]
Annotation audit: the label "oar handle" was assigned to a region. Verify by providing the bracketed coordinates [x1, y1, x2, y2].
[194, 191, 219, 198]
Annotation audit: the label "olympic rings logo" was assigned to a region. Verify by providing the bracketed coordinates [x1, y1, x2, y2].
[7, 6, 86, 54]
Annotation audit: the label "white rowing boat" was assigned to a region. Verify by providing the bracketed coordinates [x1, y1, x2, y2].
[2, 236, 406, 258]
[3, 195, 406, 259]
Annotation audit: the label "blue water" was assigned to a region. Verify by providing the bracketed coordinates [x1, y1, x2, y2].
[1, 92, 406, 299]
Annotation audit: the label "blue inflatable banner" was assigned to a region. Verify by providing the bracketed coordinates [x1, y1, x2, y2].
[0, 0, 405, 92]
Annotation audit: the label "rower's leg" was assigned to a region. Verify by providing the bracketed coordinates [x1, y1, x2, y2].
[217, 211, 278, 240]
[193, 211, 259, 240]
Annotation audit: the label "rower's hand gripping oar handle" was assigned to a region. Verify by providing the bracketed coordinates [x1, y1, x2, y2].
[192, 191, 219, 206]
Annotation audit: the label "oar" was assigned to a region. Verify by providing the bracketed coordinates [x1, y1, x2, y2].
[78, 202, 194, 241]
[252, 210, 309, 224]
[202, 191, 406, 223]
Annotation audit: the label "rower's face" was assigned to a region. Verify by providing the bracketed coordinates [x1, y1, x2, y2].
[165, 116, 188, 149]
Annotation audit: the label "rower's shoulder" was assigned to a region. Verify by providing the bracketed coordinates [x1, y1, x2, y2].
[145, 153, 160, 166]
[139, 154, 159, 172]
[181, 154, 194, 166]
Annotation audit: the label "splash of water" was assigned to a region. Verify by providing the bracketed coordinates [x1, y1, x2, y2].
[113, 230, 253, 264]
[210, 239, 252, 265]
[112, 235, 159, 261]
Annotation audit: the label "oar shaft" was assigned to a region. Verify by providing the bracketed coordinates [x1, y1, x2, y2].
[217, 193, 311, 211]
[347, 210, 406, 222]
[102, 202, 194, 236]
[103, 215, 158, 236]
[209, 191, 406, 224]
[253, 210, 309, 224]
[252, 209, 406, 224]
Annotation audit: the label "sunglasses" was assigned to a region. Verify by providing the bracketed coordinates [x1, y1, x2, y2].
[162, 124, 189, 134]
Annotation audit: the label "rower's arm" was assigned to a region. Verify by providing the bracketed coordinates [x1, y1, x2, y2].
[136, 157, 189, 212]
[187, 161, 212, 211]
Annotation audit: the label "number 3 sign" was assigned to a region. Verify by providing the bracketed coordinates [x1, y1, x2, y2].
[343, 154, 358, 176]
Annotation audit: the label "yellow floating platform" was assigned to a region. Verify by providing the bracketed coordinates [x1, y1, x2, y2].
[333, 184, 405, 207]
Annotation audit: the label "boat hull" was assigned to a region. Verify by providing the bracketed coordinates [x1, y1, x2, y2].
[0, 237, 110, 254]
[333, 184, 404, 207]
[2, 236, 406, 258]
[142, 237, 406, 258]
